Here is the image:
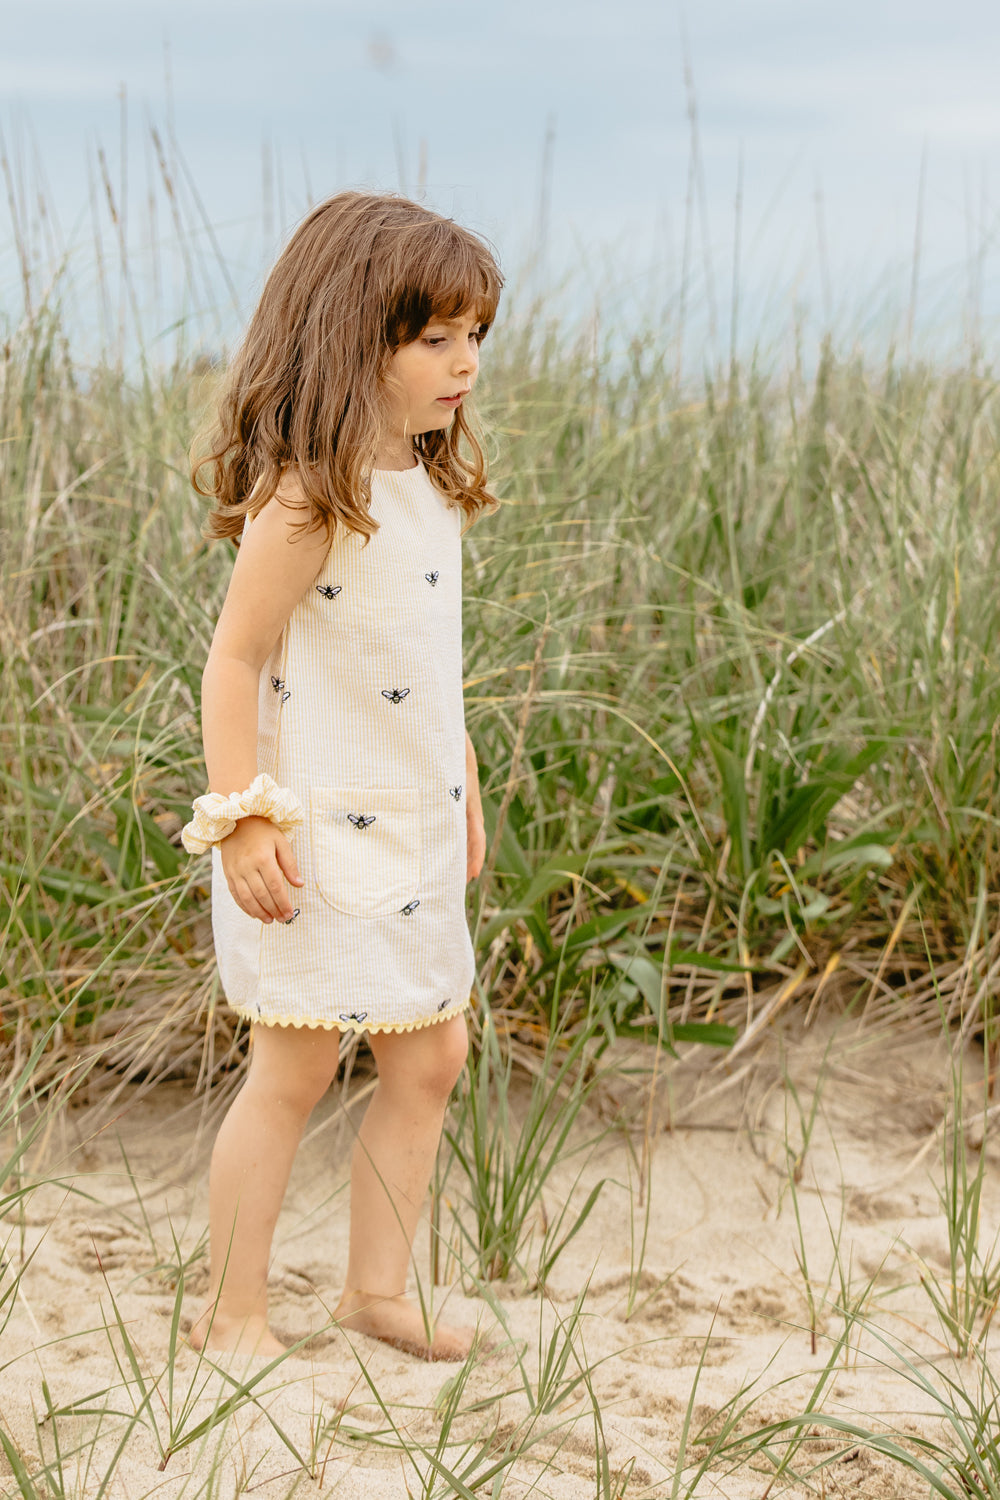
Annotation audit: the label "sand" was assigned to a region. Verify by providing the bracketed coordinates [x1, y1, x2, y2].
[2, 1013, 997, 1498]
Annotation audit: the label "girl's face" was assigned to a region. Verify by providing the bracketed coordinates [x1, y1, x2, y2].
[384, 311, 483, 447]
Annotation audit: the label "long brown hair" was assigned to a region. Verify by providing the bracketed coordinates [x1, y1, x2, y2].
[193, 192, 503, 543]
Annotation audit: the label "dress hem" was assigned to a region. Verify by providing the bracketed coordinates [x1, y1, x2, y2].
[228, 996, 471, 1035]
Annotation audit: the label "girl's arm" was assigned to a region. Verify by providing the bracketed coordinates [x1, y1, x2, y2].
[201, 482, 330, 922]
[465, 731, 485, 881]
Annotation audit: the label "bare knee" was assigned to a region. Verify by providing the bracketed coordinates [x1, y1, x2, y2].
[245, 1023, 341, 1117]
[372, 1015, 469, 1103]
[427, 1017, 470, 1095]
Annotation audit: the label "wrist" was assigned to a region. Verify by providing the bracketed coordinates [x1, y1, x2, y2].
[222, 813, 279, 840]
[181, 773, 304, 854]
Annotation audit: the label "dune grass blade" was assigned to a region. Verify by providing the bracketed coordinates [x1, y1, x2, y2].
[337, 1328, 539, 1499]
[443, 1003, 611, 1285]
[920, 1050, 1000, 1357]
[0, 1423, 45, 1499]
[743, 1311, 1000, 1500]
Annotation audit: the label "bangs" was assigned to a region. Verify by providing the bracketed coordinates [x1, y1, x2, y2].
[424, 241, 500, 327]
[385, 220, 502, 347]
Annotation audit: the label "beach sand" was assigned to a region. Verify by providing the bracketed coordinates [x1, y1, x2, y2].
[2, 1013, 996, 1497]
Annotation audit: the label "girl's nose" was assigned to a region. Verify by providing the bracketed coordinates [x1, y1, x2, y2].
[453, 339, 478, 377]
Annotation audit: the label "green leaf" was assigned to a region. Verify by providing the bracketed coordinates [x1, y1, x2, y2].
[608, 952, 662, 1008]
[798, 839, 895, 880]
[705, 732, 752, 878]
[0, 1424, 42, 1498]
[480, 792, 531, 880]
[556, 904, 652, 957]
[606, 953, 738, 1050]
[669, 1020, 737, 1047]
[667, 946, 759, 973]
[0, 861, 108, 906]
[762, 740, 888, 860]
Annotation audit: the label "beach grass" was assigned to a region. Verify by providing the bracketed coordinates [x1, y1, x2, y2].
[5, 269, 1000, 1088]
[4, 144, 1000, 1496]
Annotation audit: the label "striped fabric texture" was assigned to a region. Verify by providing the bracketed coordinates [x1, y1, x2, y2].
[210, 462, 475, 1034]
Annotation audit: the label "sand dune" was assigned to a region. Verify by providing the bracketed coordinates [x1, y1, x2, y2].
[2, 1015, 994, 1497]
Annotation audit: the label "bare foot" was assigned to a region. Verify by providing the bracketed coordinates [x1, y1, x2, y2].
[187, 1305, 287, 1359]
[334, 1290, 477, 1362]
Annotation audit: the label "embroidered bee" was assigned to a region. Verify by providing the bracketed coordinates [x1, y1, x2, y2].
[437, 998, 451, 1012]
[425, 571, 439, 586]
[316, 584, 342, 600]
[400, 899, 420, 916]
[283, 908, 301, 925]
[339, 1012, 368, 1025]
[347, 813, 376, 830]
[449, 785, 463, 801]
[381, 687, 410, 704]
[270, 674, 290, 703]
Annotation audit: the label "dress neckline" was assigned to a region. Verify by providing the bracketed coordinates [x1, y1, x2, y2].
[372, 457, 422, 476]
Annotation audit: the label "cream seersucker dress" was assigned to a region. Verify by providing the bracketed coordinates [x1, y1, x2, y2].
[210, 461, 476, 1034]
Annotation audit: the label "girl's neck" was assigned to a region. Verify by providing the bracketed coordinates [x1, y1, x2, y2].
[375, 436, 418, 471]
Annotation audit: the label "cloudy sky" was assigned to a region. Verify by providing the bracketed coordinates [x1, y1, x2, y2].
[3, 0, 999, 351]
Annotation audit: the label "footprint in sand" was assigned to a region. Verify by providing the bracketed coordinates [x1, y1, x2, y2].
[845, 1189, 912, 1223]
[725, 1284, 791, 1329]
[277, 1268, 321, 1298]
[63, 1220, 150, 1273]
[667, 1335, 731, 1368]
[587, 1268, 702, 1322]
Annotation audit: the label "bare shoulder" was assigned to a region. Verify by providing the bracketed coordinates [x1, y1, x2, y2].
[213, 474, 332, 664]
[239, 475, 329, 574]
[247, 471, 326, 545]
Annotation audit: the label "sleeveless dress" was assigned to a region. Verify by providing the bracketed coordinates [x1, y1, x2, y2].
[209, 461, 476, 1034]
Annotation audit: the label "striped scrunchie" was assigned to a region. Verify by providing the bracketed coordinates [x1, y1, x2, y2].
[181, 773, 304, 854]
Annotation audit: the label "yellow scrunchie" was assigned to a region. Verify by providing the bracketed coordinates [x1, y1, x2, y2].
[181, 773, 304, 854]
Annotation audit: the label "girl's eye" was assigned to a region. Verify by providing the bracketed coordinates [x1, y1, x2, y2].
[423, 336, 447, 347]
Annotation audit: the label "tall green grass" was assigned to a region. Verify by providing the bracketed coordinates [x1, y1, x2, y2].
[4, 125, 1000, 1084]
[5, 261, 1000, 1083]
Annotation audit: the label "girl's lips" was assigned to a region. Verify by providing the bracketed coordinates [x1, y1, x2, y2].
[436, 394, 465, 407]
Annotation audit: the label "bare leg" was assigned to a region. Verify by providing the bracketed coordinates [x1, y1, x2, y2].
[190, 1022, 341, 1356]
[335, 1014, 473, 1360]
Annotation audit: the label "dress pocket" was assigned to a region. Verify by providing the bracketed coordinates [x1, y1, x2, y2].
[310, 787, 420, 918]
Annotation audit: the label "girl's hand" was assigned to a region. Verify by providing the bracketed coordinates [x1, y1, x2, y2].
[464, 730, 485, 881]
[466, 796, 486, 882]
[220, 816, 304, 923]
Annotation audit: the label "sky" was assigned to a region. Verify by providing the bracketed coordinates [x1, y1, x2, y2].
[3, 0, 1000, 356]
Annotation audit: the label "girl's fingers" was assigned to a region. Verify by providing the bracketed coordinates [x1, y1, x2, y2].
[231, 878, 272, 923]
[274, 838, 304, 887]
[230, 864, 295, 922]
[222, 836, 296, 921]
[260, 869, 295, 921]
[249, 870, 290, 922]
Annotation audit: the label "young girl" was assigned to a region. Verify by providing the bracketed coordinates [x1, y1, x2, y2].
[181, 191, 502, 1361]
